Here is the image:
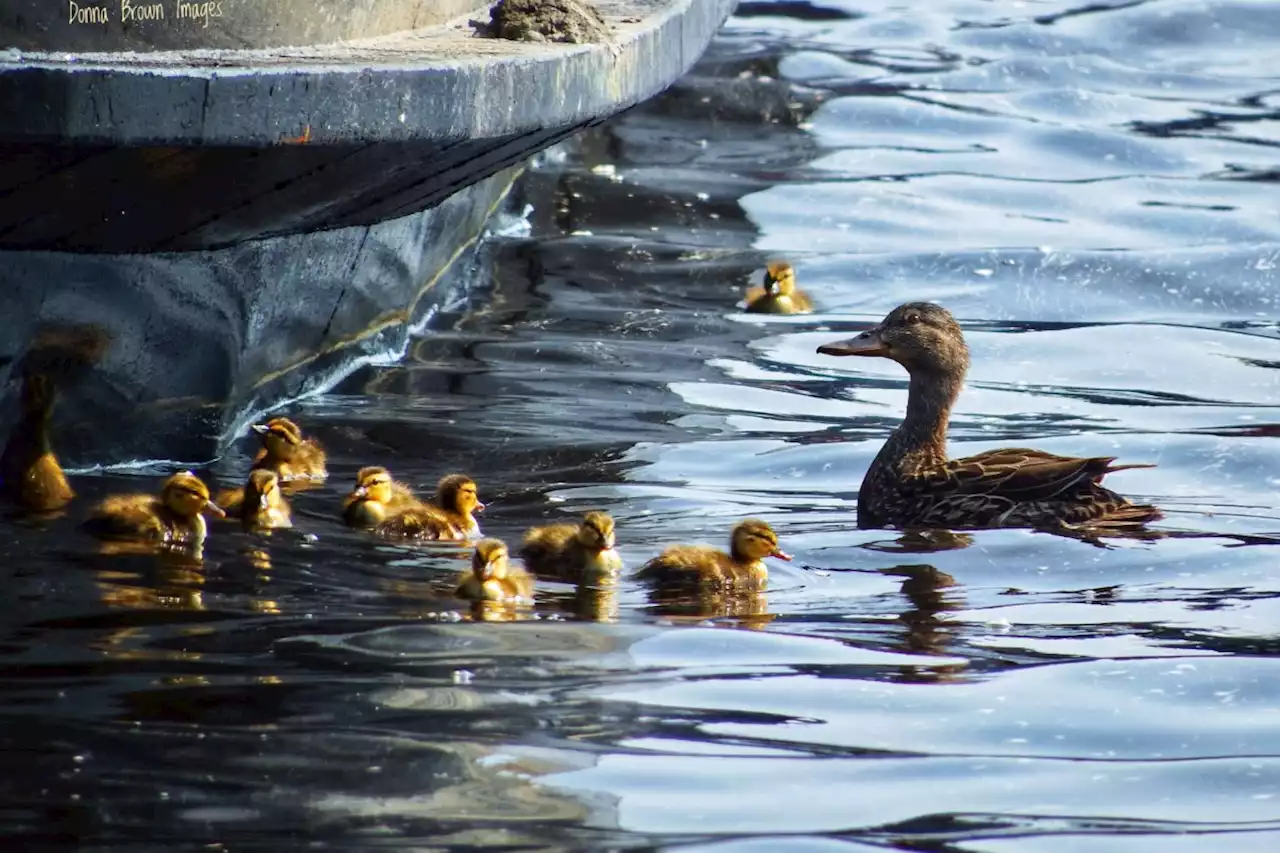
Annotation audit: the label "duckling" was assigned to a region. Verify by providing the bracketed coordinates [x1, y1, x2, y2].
[342, 465, 421, 529]
[250, 416, 327, 482]
[519, 510, 622, 584]
[374, 473, 485, 541]
[237, 469, 292, 531]
[455, 538, 534, 603]
[636, 518, 791, 592]
[0, 372, 75, 512]
[744, 261, 813, 315]
[82, 471, 226, 548]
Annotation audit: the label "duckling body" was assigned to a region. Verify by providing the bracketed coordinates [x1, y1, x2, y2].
[744, 262, 813, 315]
[83, 472, 225, 548]
[250, 417, 327, 482]
[455, 539, 534, 603]
[816, 302, 1162, 531]
[1, 373, 75, 512]
[519, 511, 622, 584]
[342, 466, 420, 529]
[637, 519, 790, 592]
[372, 473, 485, 541]
[236, 470, 292, 531]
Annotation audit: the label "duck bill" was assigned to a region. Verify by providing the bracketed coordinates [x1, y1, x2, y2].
[817, 327, 888, 358]
[203, 502, 227, 519]
[771, 548, 793, 562]
[474, 501, 486, 513]
[251, 423, 269, 436]
[352, 486, 368, 500]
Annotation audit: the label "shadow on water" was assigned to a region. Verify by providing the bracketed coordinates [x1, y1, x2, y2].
[4, 0, 1280, 850]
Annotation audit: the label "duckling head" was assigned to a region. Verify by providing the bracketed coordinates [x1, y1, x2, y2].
[763, 262, 796, 297]
[162, 472, 226, 520]
[576, 511, 616, 552]
[252, 417, 304, 460]
[472, 538, 510, 581]
[730, 518, 791, 563]
[817, 302, 970, 378]
[438, 474, 484, 517]
[245, 469, 282, 513]
[350, 466, 394, 504]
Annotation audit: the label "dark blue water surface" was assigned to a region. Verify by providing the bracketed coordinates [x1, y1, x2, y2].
[4, 0, 1280, 850]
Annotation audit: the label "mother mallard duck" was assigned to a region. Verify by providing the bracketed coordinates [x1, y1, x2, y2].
[817, 302, 1162, 531]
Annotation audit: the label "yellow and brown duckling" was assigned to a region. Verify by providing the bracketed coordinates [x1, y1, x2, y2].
[455, 538, 534, 603]
[235, 469, 292, 531]
[636, 518, 791, 593]
[744, 261, 813, 315]
[82, 471, 226, 548]
[249, 416, 327, 482]
[371, 473, 486, 541]
[0, 372, 75, 513]
[341, 465, 419, 529]
[519, 510, 623, 584]
[816, 301, 1162, 531]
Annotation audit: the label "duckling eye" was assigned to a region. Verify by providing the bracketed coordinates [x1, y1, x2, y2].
[904, 313, 921, 325]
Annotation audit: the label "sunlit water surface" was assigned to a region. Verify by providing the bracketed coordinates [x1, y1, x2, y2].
[4, 0, 1280, 850]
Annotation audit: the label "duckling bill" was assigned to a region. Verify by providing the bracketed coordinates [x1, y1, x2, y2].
[817, 302, 1162, 531]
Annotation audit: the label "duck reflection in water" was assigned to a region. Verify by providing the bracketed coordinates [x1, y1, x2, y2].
[881, 563, 967, 683]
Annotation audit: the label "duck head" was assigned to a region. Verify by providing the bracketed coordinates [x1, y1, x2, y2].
[817, 302, 970, 377]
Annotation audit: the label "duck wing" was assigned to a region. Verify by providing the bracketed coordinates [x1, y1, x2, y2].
[941, 448, 1153, 501]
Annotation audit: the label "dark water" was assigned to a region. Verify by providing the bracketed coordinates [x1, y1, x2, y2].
[5, 0, 1280, 849]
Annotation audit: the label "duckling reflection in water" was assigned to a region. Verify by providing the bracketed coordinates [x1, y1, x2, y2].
[636, 518, 791, 593]
[0, 373, 76, 513]
[647, 587, 775, 630]
[519, 511, 622, 584]
[348, 471, 485, 541]
[744, 261, 813, 315]
[82, 471, 225, 551]
[455, 538, 534, 604]
[250, 416, 327, 482]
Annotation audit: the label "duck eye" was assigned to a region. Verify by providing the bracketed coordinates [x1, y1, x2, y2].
[905, 313, 921, 325]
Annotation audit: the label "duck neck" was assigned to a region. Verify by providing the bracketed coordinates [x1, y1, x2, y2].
[888, 368, 963, 464]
